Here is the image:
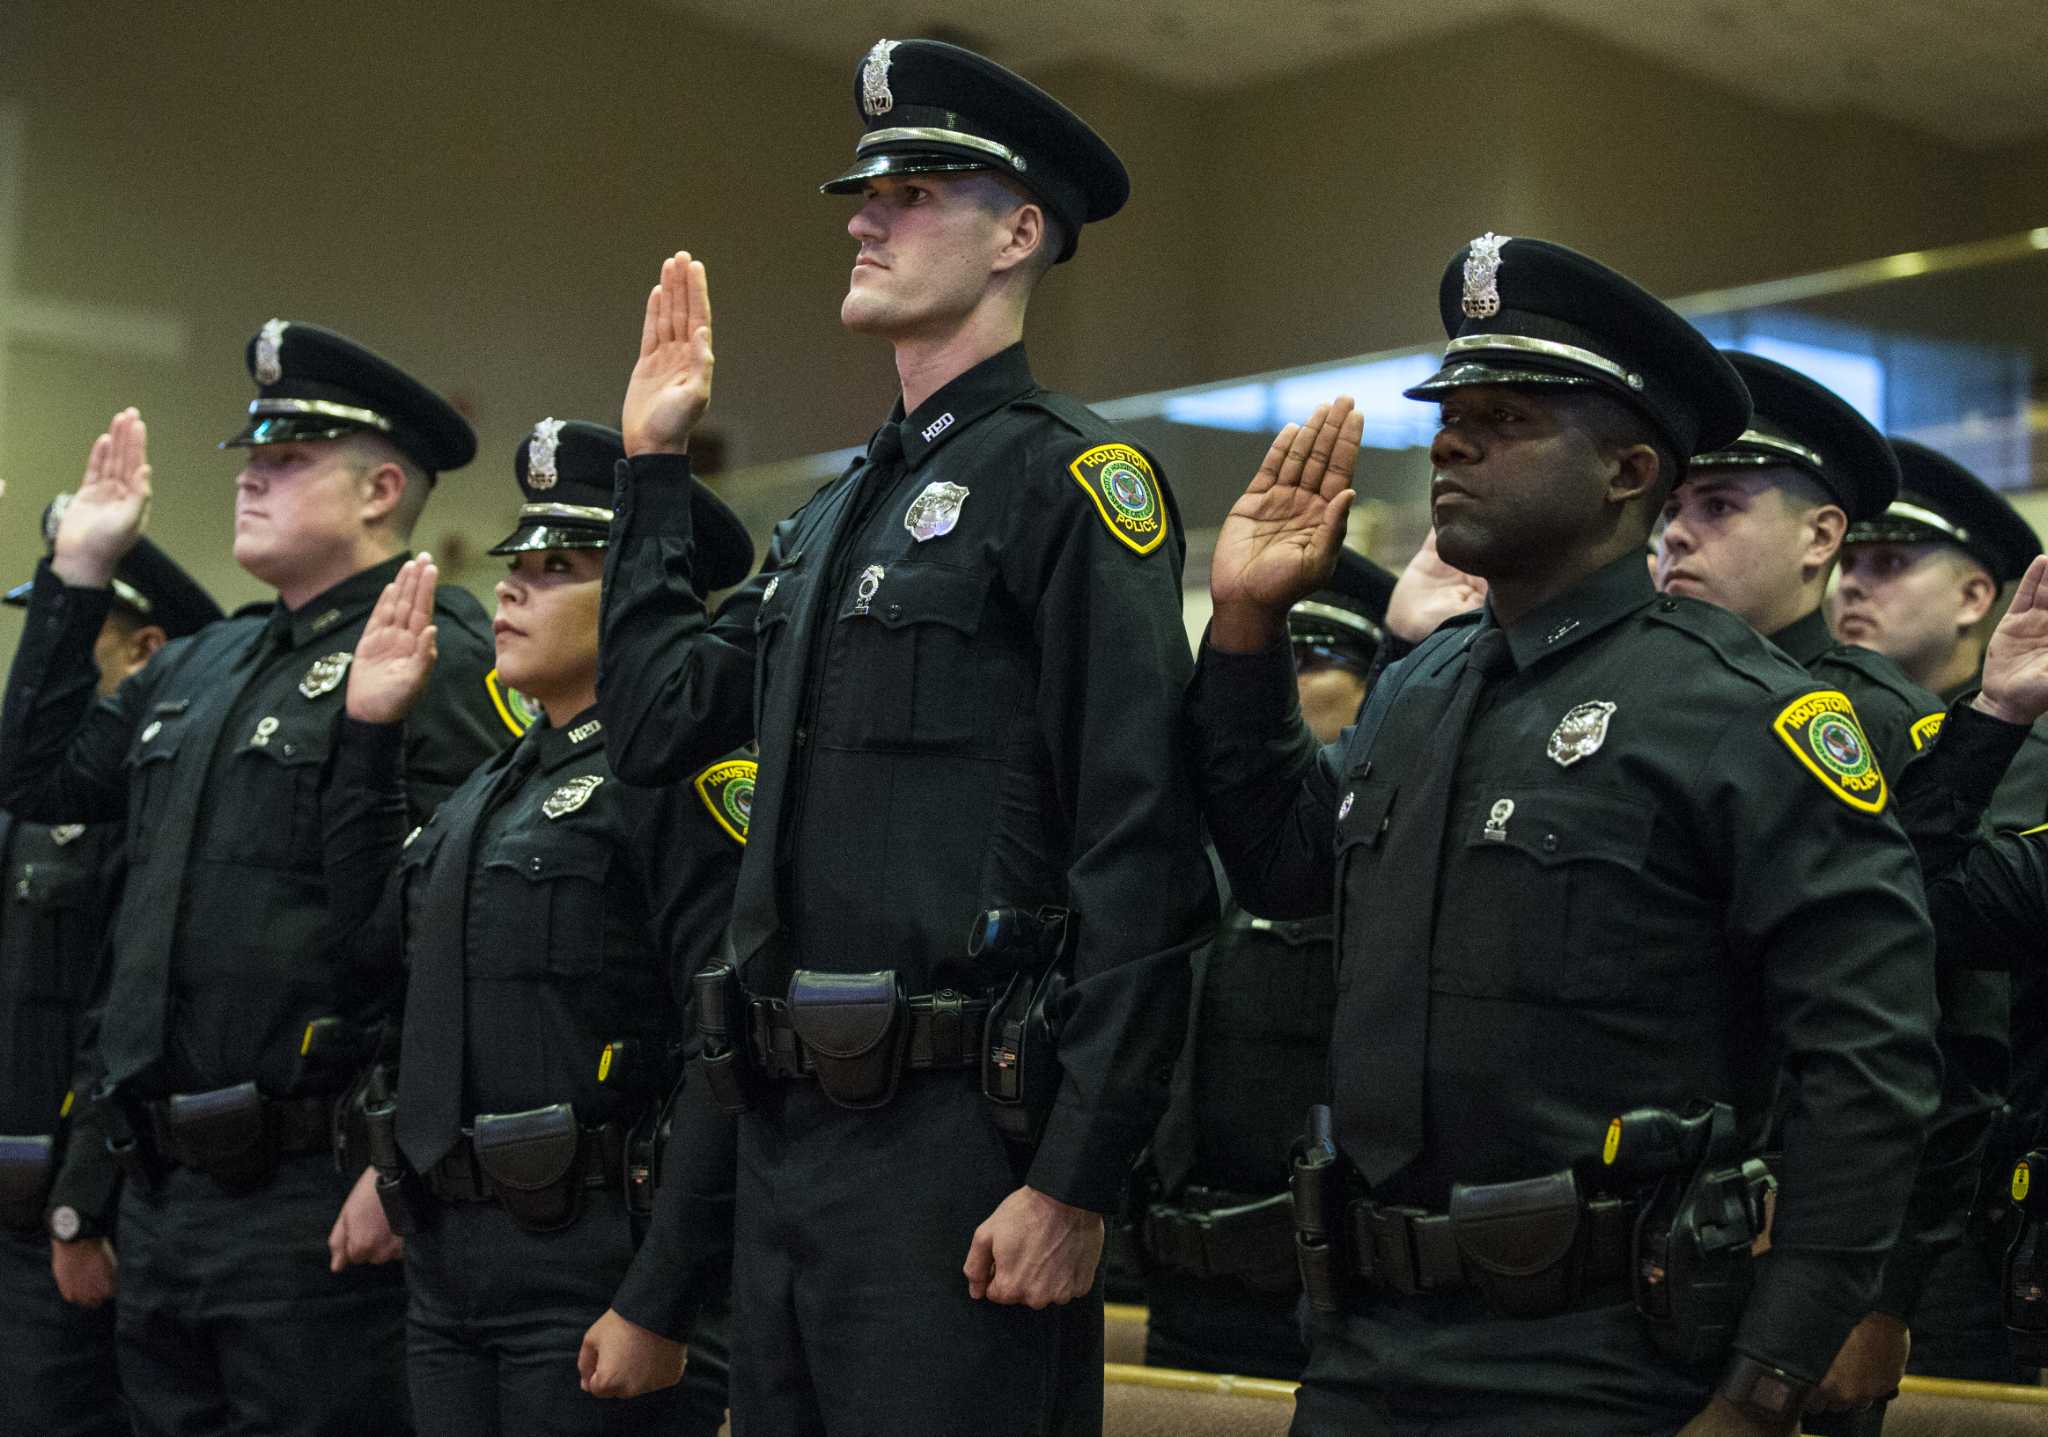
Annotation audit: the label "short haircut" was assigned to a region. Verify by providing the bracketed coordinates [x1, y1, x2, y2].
[343, 430, 430, 541]
[965, 171, 1062, 282]
[1571, 389, 1683, 503]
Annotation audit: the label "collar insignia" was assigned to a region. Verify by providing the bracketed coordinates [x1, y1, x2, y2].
[904, 481, 970, 542]
[568, 719, 602, 744]
[862, 40, 901, 117]
[299, 652, 353, 699]
[49, 823, 86, 847]
[255, 319, 289, 385]
[1547, 700, 1616, 767]
[542, 774, 604, 820]
[1461, 233, 1510, 319]
[527, 418, 566, 491]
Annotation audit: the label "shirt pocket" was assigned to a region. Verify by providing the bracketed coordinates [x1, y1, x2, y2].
[11, 849, 100, 1004]
[1432, 785, 1655, 1002]
[224, 713, 331, 870]
[1330, 776, 1398, 993]
[752, 558, 806, 728]
[125, 703, 191, 858]
[471, 828, 612, 979]
[825, 560, 995, 753]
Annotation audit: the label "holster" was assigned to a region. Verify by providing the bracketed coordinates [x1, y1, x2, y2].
[95, 1086, 162, 1193]
[0, 1134, 55, 1233]
[1633, 1156, 1772, 1366]
[693, 962, 758, 1116]
[623, 1088, 671, 1248]
[1448, 1169, 1584, 1319]
[472, 1103, 582, 1233]
[785, 969, 909, 1111]
[974, 907, 1073, 1148]
[1290, 1104, 1344, 1315]
[166, 1081, 273, 1192]
[361, 1078, 432, 1236]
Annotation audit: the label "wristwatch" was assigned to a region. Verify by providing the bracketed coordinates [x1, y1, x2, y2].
[47, 1204, 95, 1243]
[1717, 1352, 1809, 1426]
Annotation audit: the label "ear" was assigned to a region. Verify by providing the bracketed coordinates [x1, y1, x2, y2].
[124, 624, 168, 678]
[1604, 443, 1663, 507]
[1958, 566, 1998, 628]
[1805, 504, 1847, 577]
[359, 462, 408, 526]
[989, 200, 1046, 276]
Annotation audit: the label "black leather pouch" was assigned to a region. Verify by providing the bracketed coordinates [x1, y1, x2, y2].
[0, 1134, 54, 1232]
[168, 1082, 274, 1192]
[1448, 1168, 1583, 1318]
[473, 1103, 583, 1232]
[786, 969, 908, 1110]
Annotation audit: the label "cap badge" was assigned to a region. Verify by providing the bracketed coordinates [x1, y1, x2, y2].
[904, 481, 970, 542]
[1461, 233, 1510, 319]
[1482, 798, 1515, 841]
[299, 652, 353, 699]
[862, 40, 901, 117]
[528, 418, 566, 492]
[854, 563, 885, 615]
[255, 319, 289, 385]
[49, 823, 86, 847]
[1547, 700, 1616, 767]
[543, 774, 604, 820]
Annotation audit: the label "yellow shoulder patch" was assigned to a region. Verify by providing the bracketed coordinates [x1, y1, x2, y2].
[1909, 711, 1945, 751]
[485, 667, 542, 738]
[1068, 443, 1167, 556]
[1772, 690, 1886, 814]
[693, 757, 757, 846]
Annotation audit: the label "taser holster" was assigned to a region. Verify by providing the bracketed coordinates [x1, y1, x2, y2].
[786, 969, 909, 1110]
[2002, 1147, 2048, 1365]
[975, 906, 1073, 1148]
[472, 1103, 583, 1233]
[95, 1085, 162, 1194]
[692, 962, 758, 1116]
[0, 1134, 55, 1232]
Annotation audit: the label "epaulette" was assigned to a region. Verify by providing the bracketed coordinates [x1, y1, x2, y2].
[1643, 595, 1803, 694]
[1816, 644, 1947, 752]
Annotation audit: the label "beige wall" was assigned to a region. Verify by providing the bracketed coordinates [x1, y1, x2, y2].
[2, 2, 2043, 674]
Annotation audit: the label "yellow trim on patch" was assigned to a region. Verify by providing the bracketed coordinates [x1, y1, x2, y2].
[1909, 712, 1945, 751]
[484, 668, 534, 738]
[2021, 821, 2048, 837]
[693, 758, 757, 846]
[1771, 689, 1887, 814]
[1068, 443, 1167, 556]
[300, 1022, 317, 1057]
[60, 1090, 75, 1120]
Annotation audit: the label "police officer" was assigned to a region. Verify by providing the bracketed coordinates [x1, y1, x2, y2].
[1136, 549, 1389, 1381]
[323, 420, 753, 1434]
[0, 522, 220, 1437]
[1654, 355, 2005, 1430]
[1188, 234, 1940, 1435]
[599, 38, 1215, 1434]
[0, 324, 506, 1437]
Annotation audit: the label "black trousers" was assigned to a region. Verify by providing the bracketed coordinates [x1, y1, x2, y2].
[1292, 1292, 1709, 1437]
[1905, 1235, 2024, 1382]
[116, 1152, 411, 1437]
[1143, 1267, 1308, 1380]
[405, 1185, 728, 1436]
[0, 1227, 125, 1436]
[730, 1072, 1104, 1437]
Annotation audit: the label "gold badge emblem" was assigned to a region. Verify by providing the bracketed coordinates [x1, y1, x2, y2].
[1069, 444, 1166, 556]
[1772, 689, 1886, 814]
[1547, 701, 1616, 768]
[542, 774, 604, 820]
[299, 652, 353, 699]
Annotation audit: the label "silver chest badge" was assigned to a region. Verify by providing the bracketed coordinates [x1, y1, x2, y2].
[49, 824, 86, 847]
[904, 481, 969, 542]
[861, 40, 901, 116]
[527, 418, 566, 491]
[854, 563, 885, 616]
[1461, 233, 1510, 319]
[1547, 701, 1617, 768]
[543, 774, 604, 820]
[300, 652, 353, 699]
[255, 318, 289, 384]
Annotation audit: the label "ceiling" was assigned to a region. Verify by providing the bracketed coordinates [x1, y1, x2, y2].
[653, 0, 2048, 146]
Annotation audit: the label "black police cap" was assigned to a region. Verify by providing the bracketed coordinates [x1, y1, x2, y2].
[1405, 234, 1751, 462]
[1844, 439, 2041, 585]
[6, 499, 222, 639]
[818, 39, 1129, 263]
[491, 420, 755, 591]
[1289, 548, 1394, 666]
[220, 319, 476, 477]
[1690, 351, 1898, 523]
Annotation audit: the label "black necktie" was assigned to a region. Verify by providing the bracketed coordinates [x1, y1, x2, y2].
[397, 738, 540, 1170]
[1350, 627, 1513, 1187]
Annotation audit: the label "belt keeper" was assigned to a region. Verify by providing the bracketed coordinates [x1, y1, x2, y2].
[1373, 1206, 1427, 1296]
[929, 989, 963, 1063]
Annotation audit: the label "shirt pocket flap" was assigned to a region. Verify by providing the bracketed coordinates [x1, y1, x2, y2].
[836, 561, 991, 636]
[1462, 787, 1653, 871]
[1333, 778, 1398, 854]
[480, 831, 611, 887]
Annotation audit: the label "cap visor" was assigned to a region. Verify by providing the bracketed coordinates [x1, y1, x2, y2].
[487, 524, 610, 556]
[1403, 360, 1598, 400]
[220, 414, 371, 449]
[820, 151, 990, 194]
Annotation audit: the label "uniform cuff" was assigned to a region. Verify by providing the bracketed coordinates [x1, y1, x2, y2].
[1872, 1240, 1942, 1320]
[1932, 700, 2033, 814]
[1025, 1103, 1147, 1214]
[35, 558, 116, 650]
[332, 714, 407, 781]
[1732, 1249, 1873, 1385]
[617, 454, 699, 541]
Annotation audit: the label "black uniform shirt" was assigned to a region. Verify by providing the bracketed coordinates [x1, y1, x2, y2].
[0, 556, 505, 1098]
[600, 343, 1215, 1211]
[0, 815, 117, 1135]
[1188, 550, 1940, 1383]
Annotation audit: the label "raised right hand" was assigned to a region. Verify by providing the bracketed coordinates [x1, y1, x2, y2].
[1385, 527, 1488, 643]
[51, 408, 153, 588]
[346, 554, 440, 725]
[1976, 553, 2048, 727]
[622, 251, 714, 457]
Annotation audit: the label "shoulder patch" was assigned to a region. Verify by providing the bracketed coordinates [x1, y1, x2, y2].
[1772, 690, 1887, 814]
[1069, 443, 1167, 556]
[484, 667, 542, 738]
[693, 757, 756, 845]
[1909, 711, 1945, 751]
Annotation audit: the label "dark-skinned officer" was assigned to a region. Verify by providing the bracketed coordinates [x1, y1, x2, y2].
[323, 420, 753, 1434]
[1, 520, 220, 1437]
[598, 38, 1215, 1435]
[1187, 234, 1939, 1436]
[0, 323, 507, 1437]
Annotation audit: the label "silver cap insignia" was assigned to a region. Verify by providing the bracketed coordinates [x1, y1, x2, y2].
[255, 318, 289, 385]
[862, 40, 901, 117]
[1461, 233, 1510, 319]
[528, 418, 566, 492]
[299, 652, 353, 699]
[904, 481, 970, 542]
[49, 823, 86, 847]
[1547, 700, 1617, 768]
[543, 774, 605, 820]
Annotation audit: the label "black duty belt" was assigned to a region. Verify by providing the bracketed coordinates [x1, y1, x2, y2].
[1141, 1187, 1294, 1280]
[146, 1090, 334, 1171]
[744, 989, 992, 1080]
[424, 1121, 624, 1205]
[1336, 1192, 1635, 1299]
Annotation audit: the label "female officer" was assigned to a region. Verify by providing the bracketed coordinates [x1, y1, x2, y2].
[326, 418, 754, 1435]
